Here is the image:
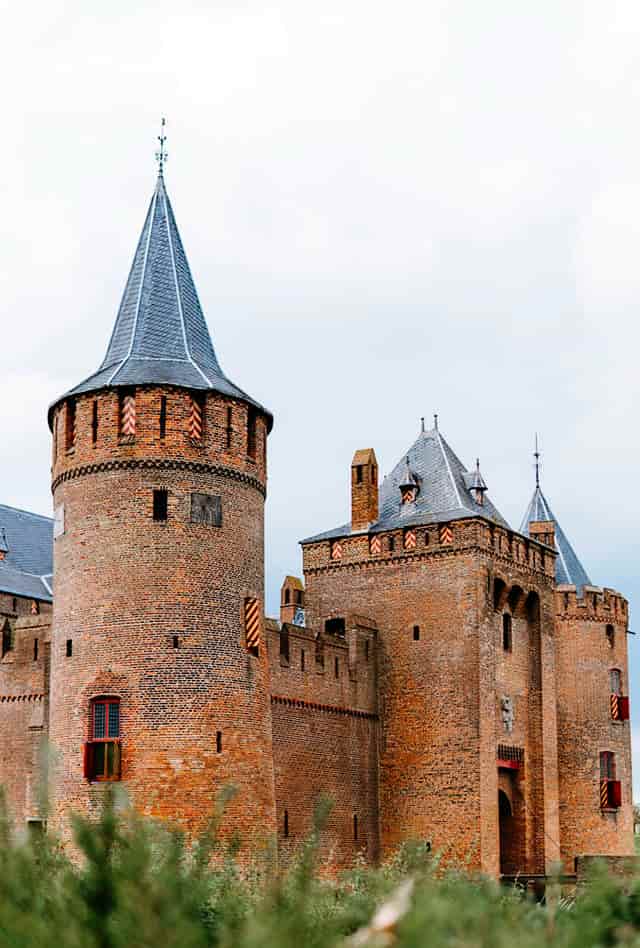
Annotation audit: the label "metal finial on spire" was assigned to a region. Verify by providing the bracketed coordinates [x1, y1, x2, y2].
[534, 433, 541, 489]
[434, 413, 438, 431]
[420, 417, 425, 433]
[155, 117, 168, 176]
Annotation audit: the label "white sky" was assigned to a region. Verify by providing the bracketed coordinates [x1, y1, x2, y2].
[1, 0, 639, 794]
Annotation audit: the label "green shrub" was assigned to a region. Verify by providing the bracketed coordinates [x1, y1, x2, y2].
[0, 791, 637, 948]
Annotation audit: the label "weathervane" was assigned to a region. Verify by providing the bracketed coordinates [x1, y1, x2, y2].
[155, 117, 168, 176]
[534, 433, 541, 488]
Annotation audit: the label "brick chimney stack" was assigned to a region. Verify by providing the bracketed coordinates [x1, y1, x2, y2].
[351, 449, 378, 531]
[280, 575, 304, 625]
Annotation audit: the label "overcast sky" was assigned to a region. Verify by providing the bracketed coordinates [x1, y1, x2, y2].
[2, 1, 639, 793]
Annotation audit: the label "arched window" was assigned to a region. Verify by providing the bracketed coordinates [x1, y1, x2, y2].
[502, 613, 512, 652]
[84, 697, 121, 782]
[606, 625, 615, 649]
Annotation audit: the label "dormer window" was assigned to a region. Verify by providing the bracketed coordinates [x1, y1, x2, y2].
[399, 457, 419, 505]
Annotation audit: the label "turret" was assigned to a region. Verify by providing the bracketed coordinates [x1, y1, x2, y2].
[47, 153, 276, 850]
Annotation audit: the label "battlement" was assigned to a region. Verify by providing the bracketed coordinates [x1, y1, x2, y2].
[302, 517, 556, 583]
[555, 584, 629, 623]
[266, 610, 378, 716]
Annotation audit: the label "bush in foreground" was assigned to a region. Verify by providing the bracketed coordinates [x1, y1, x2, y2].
[0, 794, 638, 947]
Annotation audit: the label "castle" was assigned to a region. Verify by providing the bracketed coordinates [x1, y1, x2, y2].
[0, 164, 633, 879]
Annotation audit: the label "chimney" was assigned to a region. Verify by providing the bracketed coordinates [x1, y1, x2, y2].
[529, 520, 555, 549]
[351, 449, 378, 531]
[280, 576, 305, 625]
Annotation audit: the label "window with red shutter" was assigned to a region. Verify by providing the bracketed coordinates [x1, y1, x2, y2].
[85, 697, 121, 782]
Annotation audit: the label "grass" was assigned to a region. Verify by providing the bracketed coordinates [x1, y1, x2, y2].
[0, 792, 639, 947]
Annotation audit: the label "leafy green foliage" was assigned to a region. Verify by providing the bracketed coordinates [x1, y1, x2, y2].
[0, 790, 637, 948]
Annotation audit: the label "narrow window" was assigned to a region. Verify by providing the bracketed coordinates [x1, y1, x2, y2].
[33, 639, 38, 662]
[388, 535, 395, 552]
[225, 406, 233, 449]
[284, 589, 290, 604]
[85, 697, 121, 783]
[91, 399, 98, 445]
[216, 731, 222, 753]
[315, 638, 325, 668]
[65, 399, 76, 451]
[159, 396, 167, 440]
[600, 750, 616, 781]
[295, 590, 303, 605]
[189, 394, 205, 442]
[424, 531, 430, 546]
[66, 639, 73, 658]
[353, 814, 358, 841]
[244, 597, 261, 656]
[153, 489, 168, 522]
[1, 624, 11, 658]
[284, 809, 289, 838]
[599, 751, 621, 808]
[413, 625, 420, 641]
[610, 669, 622, 696]
[502, 613, 513, 652]
[334, 656, 339, 678]
[247, 407, 257, 459]
[279, 629, 290, 665]
[606, 625, 615, 649]
[365, 639, 370, 661]
[301, 649, 305, 672]
[119, 389, 136, 439]
[356, 465, 363, 484]
[12, 598, 16, 613]
[172, 635, 179, 649]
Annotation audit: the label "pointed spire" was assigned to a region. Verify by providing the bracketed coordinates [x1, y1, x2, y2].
[50, 163, 271, 429]
[469, 458, 488, 506]
[520, 452, 592, 589]
[155, 117, 168, 177]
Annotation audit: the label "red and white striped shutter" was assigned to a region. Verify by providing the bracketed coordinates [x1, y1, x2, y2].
[189, 396, 203, 441]
[121, 395, 136, 437]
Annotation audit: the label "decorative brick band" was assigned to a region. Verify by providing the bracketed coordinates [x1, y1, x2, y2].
[52, 458, 266, 497]
[270, 693, 377, 720]
[0, 693, 44, 703]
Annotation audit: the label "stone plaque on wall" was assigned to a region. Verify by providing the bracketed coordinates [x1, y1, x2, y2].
[190, 493, 222, 527]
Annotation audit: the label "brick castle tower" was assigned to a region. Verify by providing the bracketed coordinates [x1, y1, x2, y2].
[47, 163, 276, 845]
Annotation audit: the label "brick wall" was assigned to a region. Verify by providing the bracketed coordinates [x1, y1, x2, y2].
[0, 615, 50, 827]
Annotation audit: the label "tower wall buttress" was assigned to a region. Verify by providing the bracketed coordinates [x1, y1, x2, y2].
[49, 386, 276, 850]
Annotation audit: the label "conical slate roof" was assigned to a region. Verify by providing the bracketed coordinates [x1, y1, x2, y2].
[49, 174, 271, 428]
[520, 487, 591, 588]
[303, 425, 509, 542]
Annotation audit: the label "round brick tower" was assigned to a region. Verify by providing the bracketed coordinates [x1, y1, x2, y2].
[47, 168, 276, 851]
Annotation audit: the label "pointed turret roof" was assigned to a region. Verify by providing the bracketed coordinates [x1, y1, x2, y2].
[49, 173, 271, 428]
[303, 423, 509, 543]
[519, 487, 592, 588]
